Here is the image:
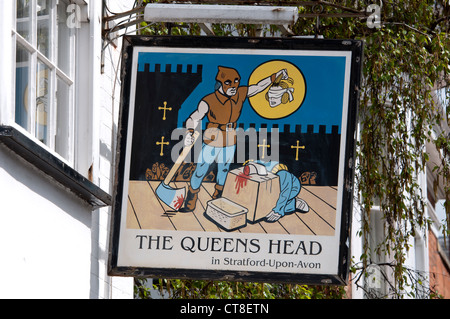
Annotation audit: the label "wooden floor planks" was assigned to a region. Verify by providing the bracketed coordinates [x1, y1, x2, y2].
[126, 181, 337, 236]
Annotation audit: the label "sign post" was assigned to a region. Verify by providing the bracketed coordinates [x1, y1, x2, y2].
[109, 36, 363, 285]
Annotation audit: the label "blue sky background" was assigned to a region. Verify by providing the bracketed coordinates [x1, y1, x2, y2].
[138, 51, 347, 133]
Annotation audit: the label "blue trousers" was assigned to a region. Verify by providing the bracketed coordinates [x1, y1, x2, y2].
[273, 170, 301, 216]
[191, 143, 236, 190]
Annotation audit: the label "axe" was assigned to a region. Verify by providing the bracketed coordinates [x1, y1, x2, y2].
[155, 131, 200, 211]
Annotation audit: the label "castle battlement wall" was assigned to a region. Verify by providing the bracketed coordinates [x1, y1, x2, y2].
[130, 64, 341, 186]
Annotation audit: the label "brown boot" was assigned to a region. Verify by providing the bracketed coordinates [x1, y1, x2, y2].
[212, 184, 224, 200]
[180, 186, 200, 212]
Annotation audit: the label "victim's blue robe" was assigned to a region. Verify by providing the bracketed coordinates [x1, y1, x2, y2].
[255, 161, 301, 216]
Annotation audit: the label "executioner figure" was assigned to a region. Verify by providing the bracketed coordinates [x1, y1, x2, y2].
[181, 66, 288, 212]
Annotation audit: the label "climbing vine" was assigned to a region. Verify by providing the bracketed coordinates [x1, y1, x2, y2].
[131, 0, 450, 299]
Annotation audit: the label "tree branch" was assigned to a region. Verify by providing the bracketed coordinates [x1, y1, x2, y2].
[430, 15, 450, 31]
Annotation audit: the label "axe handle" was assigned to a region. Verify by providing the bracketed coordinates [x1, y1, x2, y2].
[163, 131, 200, 185]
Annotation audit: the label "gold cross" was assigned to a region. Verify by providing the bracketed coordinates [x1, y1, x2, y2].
[156, 136, 169, 156]
[291, 140, 305, 161]
[158, 101, 172, 120]
[257, 139, 271, 159]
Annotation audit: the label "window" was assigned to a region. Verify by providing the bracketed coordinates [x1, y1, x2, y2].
[14, 0, 75, 163]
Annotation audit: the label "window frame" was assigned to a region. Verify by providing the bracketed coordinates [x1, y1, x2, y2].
[12, 0, 76, 165]
[2, 0, 111, 208]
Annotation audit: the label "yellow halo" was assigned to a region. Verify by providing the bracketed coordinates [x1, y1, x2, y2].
[249, 60, 306, 119]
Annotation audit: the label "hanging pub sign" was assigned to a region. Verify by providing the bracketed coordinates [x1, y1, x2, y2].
[108, 35, 363, 285]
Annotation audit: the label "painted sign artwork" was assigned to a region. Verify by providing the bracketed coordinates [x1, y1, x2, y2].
[110, 36, 362, 285]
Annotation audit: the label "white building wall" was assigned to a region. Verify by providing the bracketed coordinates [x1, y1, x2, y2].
[0, 0, 135, 299]
[88, 0, 135, 299]
[0, 146, 92, 298]
[89, 0, 136, 299]
[349, 126, 430, 299]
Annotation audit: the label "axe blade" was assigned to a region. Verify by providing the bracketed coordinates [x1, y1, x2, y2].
[155, 182, 186, 211]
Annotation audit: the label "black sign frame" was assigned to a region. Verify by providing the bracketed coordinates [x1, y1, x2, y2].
[108, 35, 363, 285]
